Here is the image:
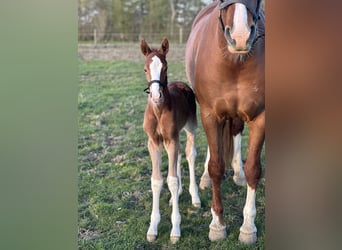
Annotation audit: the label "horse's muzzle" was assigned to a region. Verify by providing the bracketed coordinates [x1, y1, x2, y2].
[225, 25, 256, 54]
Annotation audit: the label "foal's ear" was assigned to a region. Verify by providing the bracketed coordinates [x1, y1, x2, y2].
[140, 39, 152, 56]
[160, 37, 169, 55]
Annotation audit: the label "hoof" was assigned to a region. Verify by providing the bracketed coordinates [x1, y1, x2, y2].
[199, 176, 211, 190]
[233, 174, 246, 186]
[170, 236, 180, 244]
[238, 231, 257, 245]
[208, 227, 227, 241]
[147, 234, 157, 242]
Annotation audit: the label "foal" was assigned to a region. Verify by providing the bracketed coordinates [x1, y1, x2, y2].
[141, 38, 201, 244]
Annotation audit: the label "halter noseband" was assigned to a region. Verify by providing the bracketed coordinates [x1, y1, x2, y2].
[144, 79, 168, 94]
[218, 0, 262, 32]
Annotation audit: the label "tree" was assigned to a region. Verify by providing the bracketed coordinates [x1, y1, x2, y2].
[78, 0, 210, 43]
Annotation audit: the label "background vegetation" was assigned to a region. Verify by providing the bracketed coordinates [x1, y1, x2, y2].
[78, 0, 210, 43]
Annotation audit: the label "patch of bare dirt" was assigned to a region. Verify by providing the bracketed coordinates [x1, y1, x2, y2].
[78, 227, 101, 240]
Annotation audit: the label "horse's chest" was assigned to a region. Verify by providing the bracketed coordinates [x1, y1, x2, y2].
[198, 84, 264, 122]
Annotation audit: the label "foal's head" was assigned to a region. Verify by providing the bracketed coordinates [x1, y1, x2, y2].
[218, 0, 262, 54]
[140, 38, 169, 105]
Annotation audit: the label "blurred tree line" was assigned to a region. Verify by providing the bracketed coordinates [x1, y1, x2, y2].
[78, 0, 210, 43]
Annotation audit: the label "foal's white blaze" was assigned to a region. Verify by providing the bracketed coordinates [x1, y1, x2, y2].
[231, 3, 250, 49]
[149, 56, 163, 102]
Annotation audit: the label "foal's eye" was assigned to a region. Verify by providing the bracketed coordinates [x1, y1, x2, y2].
[144, 69, 147, 73]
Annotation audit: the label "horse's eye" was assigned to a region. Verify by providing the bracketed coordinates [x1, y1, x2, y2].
[144, 69, 147, 73]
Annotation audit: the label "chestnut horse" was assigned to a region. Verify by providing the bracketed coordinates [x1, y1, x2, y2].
[185, 0, 264, 244]
[141, 38, 201, 244]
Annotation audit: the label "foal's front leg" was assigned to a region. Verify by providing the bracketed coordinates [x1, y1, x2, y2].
[164, 138, 181, 244]
[146, 137, 163, 242]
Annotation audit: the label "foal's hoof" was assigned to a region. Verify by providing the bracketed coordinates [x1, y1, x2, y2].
[208, 227, 227, 241]
[170, 236, 180, 244]
[147, 234, 157, 242]
[233, 174, 246, 186]
[238, 231, 257, 245]
[199, 176, 211, 190]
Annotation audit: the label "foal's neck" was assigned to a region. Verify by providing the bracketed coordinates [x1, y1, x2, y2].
[149, 89, 171, 118]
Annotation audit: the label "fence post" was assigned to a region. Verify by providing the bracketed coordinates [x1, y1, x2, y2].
[179, 27, 183, 44]
[94, 29, 97, 45]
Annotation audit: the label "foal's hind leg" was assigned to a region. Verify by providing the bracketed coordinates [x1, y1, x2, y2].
[239, 111, 264, 245]
[185, 128, 201, 207]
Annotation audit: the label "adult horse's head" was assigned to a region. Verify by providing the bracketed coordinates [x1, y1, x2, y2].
[218, 0, 262, 54]
[140, 38, 169, 105]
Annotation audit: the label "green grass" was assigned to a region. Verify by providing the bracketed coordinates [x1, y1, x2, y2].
[78, 60, 265, 249]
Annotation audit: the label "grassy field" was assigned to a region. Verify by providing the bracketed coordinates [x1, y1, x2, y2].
[78, 59, 265, 249]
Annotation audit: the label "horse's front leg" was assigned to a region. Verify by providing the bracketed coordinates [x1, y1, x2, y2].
[239, 111, 265, 244]
[164, 137, 181, 244]
[146, 137, 163, 242]
[201, 112, 227, 241]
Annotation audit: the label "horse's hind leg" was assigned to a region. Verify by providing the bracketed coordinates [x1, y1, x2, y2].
[231, 118, 246, 186]
[232, 133, 247, 186]
[199, 146, 211, 189]
[146, 137, 163, 242]
[239, 111, 264, 245]
[185, 128, 201, 207]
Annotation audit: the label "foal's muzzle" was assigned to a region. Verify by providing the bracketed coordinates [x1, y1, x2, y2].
[144, 80, 167, 104]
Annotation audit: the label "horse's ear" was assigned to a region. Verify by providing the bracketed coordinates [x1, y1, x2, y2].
[161, 37, 169, 55]
[140, 39, 151, 56]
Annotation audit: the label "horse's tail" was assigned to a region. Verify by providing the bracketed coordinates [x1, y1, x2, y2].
[222, 119, 234, 173]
